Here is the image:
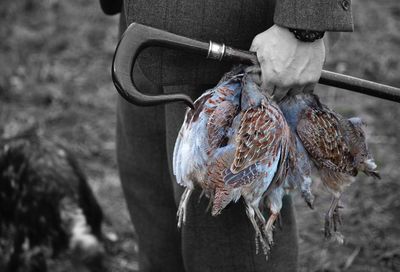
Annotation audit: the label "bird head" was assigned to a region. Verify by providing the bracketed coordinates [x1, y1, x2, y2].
[357, 158, 381, 180]
[348, 117, 367, 128]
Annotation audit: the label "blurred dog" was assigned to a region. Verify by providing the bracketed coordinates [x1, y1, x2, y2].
[0, 127, 105, 272]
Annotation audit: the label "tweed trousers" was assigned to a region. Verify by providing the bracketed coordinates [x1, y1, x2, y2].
[116, 1, 299, 271]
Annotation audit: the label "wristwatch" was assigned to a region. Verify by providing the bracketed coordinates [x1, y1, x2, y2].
[288, 28, 325, 42]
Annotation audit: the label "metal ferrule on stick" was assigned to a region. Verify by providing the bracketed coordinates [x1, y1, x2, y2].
[207, 41, 226, 61]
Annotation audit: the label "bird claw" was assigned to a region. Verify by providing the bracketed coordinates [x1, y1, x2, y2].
[324, 228, 345, 244]
[198, 190, 205, 203]
[332, 231, 345, 245]
[324, 218, 332, 238]
[176, 205, 185, 228]
[324, 205, 343, 238]
[264, 223, 275, 246]
[254, 231, 270, 257]
[264, 213, 278, 246]
[177, 188, 193, 228]
[333, 206, 343, 231]
[277, 213, 283, 230]
[246, 205, 270, 256]
[301, 190, 315, 210]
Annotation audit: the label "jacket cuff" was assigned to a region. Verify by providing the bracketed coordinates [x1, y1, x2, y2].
[274, 0, 354, 32]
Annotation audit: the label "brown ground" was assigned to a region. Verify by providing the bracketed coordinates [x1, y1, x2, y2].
[0, 0, 399, 271]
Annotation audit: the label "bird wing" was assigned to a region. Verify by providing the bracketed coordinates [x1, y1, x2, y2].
[297, 107, 354, 174]
[207, 145, 239, 214]
[208, 145, 256, 189]
[173, 77, 241, 186]
[173, 90, 214, 186]
[269, 126, 294, 191]
[231, 100, 284, 175]
[224, 164, 262, 188]
[207, 144, 263, 215]
[207, 100, 239, 154]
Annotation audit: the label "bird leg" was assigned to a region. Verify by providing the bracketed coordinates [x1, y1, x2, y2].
[254, 207, 266, 225]
[199, 189, 215, 214]
[333, 203, 343, 232]
[277, 213, 283, 230]
[324, 196, 341, 238]
[264, 213, 278, 245]
[301, 188, 315, 210]
[205, 191, 214, 214]
[245, 204, 269, 256]
[177, 188, 193, 228]
[198, 189, 206, 203]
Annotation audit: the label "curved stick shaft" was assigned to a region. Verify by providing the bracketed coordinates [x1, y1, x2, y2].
[112, 23, 400, 107]
[319, 70, 400, 102]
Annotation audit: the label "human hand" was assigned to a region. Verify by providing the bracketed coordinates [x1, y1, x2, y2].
[250, 24, 325, 100]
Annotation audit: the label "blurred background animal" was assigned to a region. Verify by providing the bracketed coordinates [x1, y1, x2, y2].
[0, 128, 105, 272]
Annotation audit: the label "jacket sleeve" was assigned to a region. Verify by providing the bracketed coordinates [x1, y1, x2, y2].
[274, 0, 353, 32]
[99, 0, 122, 15]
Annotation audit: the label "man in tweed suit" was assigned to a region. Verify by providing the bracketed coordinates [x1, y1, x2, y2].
[101, 0, 353, 271]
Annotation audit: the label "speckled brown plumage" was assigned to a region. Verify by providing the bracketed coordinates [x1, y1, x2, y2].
[232, 100, 285, 176]
[297, 107, 356, 176]
[293, 93, 380, 238]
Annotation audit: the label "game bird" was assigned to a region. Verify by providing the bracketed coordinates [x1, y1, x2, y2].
[173, 66, 243, 228]
[221, 72, 295, 252]
[174, 66, 295, 254]
[279, 91, 380, 238]
[0, 129, 104, 272]
[279, 91, 316, 210]
[260, 132, 314, 244]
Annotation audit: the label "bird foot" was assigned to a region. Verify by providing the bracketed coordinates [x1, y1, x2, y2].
[301, 190, 315, 210]
[245, 205, 270, 256]
[198, 189, 206, 203]
[255, 231, 270, 257]
[176, 206, 185, 228]
[331, 231, 345, 244]
[264, 225, 275, 246]
[277, 213, 283, 230]
[205, 197, 213, 214]
[177, 188, 193, 228]
[324, 204, 343, 238]
[264, 213, 278, 245]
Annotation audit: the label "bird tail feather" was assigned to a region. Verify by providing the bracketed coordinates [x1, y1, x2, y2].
[211, 187, 233, 216]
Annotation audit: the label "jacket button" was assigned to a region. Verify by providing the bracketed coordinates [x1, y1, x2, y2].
[341, 0, 350, 11]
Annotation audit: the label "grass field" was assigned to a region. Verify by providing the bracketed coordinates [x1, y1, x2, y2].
[0, 0, 399, 271]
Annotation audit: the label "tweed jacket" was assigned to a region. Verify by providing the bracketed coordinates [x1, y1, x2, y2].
[103, 0, 353, 85]
[275, 0, 353, 31]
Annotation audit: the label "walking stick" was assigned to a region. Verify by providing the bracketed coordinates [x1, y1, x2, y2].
[112, 23, 400, 109]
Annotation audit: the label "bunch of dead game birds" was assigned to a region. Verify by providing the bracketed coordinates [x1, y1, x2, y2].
[173, 65, 380, 256]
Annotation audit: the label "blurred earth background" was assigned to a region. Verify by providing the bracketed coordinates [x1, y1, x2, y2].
[0, 0, 399, 271]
